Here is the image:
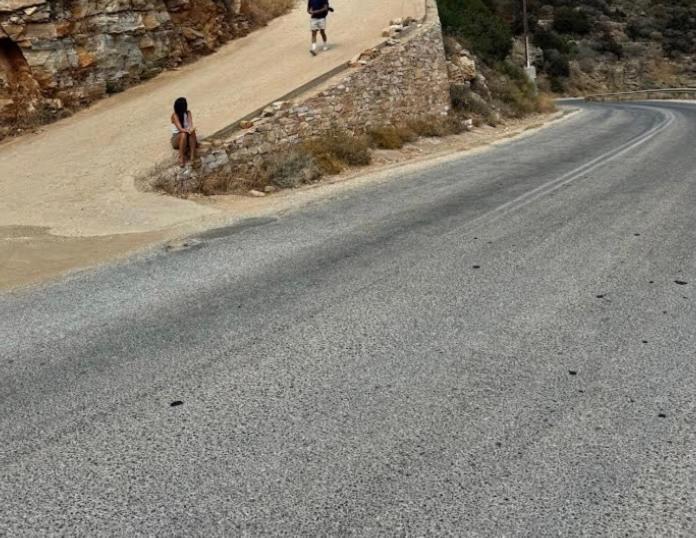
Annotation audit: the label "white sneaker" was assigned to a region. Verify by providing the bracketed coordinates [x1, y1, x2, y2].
[322, 44, 329, 51]
[310, 48, 317, 56]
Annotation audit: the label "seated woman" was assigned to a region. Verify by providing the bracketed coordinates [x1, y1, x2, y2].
[171, 97, 197, 167]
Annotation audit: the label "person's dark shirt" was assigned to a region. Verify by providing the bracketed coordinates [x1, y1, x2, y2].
[308, 0, 329, 18]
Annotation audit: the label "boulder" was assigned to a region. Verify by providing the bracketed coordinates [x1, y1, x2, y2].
[1, 23, 24, 40]
[181, 26, 205, 41]
[0, 0, 45, 12]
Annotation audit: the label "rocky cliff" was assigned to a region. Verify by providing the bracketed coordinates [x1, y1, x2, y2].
[511, 0, 696, 94]
[438, 0, 696, 96]
[0, 0, 249, 131]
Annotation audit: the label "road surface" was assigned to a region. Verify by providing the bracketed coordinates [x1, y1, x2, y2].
[1, 101, 695, 536]
[0, 0, 423, 237]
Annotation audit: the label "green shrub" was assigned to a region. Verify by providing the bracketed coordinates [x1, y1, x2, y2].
[450, 84, 493, 117]
[553, 7, 591, 35]
[550, 76, 565, 94]
[533, 29, 571, 54]
[544, 49, 571, 78]
[486, 66, 540, 118]
[593, 31, 624, 58]
[437, 0, 513, 61]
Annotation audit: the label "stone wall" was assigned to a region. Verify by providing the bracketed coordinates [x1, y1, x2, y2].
[0, 0, 249, 122]
[192, 0, 450, 184]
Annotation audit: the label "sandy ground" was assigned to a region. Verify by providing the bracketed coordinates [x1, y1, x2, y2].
[0, 0, 423, 238]
[0, 111, 569, 290]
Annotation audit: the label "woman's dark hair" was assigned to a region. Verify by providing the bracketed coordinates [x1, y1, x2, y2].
[174, 97, 188, 128]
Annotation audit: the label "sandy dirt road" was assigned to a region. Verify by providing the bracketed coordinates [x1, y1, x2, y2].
[0, 0, 423, 237]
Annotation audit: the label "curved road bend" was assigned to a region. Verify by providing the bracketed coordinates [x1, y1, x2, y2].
[1, 101, 696, 535]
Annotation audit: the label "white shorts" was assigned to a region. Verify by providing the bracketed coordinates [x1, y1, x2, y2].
[310, 17, 326, 31]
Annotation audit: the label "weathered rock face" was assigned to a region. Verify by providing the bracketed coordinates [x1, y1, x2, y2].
[446, 40, 477, 85]
[0, 0, 249, 125]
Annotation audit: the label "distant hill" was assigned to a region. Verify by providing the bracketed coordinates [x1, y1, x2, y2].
[438, 0, 696, 94]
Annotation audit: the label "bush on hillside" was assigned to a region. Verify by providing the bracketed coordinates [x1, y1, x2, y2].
[533, 29, 572, 54]
[486, 62, 553, 118]
[553, 7, 591, 35]
[543, 48, 571, 78]
[263, 148, 321, 188]
[368, 125, 418, 150]
[437, 0, 513, 61]
[592, 31, 624, 59]
[302, 131, 371, 174]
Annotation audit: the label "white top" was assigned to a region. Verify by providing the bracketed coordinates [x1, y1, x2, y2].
[171, 112, 190, 134]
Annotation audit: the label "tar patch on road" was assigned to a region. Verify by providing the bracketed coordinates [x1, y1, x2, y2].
[195, 217, 279, 240]
[675, 280, 688, 286]
[170, 400, 184, 407]
[164, 239, 204, 253]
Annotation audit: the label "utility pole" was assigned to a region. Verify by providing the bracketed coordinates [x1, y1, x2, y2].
[521, 0, 537, 85]
[522, 0, 530, 69]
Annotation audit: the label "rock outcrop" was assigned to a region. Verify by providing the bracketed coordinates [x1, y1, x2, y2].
[0, 0, 251, 130]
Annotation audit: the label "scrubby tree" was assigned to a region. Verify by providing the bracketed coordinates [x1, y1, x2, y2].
[553, 6, 591, 35]
[438, 0, 513, 61]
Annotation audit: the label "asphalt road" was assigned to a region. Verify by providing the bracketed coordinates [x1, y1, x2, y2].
[1, 101, 695, 536]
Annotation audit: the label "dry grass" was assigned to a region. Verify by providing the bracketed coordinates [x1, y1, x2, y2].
[241, 0, 296, 25]
[153, 111, 499, 198]
[407, 115, 464, 137]
[368, 125, 419, 149]
[303, 131, 371, 174]
[200, 172, 240, 195]
[262, 148, 321, 188]
[536, 93, 557, 114]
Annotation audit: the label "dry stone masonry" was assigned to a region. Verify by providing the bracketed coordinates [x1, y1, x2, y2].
[190, 0, 451, 187]
[0, 0, 249, 125]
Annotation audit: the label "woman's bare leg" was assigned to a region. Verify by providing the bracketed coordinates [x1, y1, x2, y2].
[178, 132, 187, 166]
[188, 131, 198, 163]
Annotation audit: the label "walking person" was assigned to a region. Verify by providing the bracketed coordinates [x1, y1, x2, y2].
[170, 97, 197, 167]
[308, 0, 330, 56]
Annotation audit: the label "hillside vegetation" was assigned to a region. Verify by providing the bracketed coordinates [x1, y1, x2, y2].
[437, 0, 696, 95]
